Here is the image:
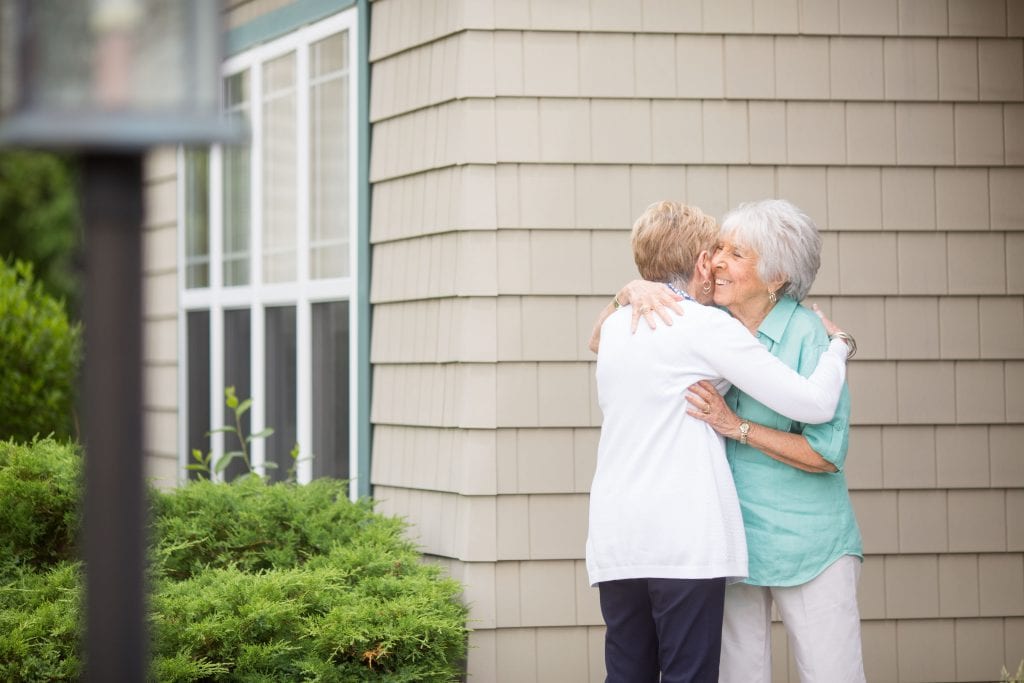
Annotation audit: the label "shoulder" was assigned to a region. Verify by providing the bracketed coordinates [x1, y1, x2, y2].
[683, 302, 747, 335]
[780, 303, 829, 347]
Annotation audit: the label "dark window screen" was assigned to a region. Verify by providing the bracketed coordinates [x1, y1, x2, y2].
[223, 308, 251, 481]
[312, 300, 350, 480]
[186, 311, 210, 480]
[264, 306, 297, 482]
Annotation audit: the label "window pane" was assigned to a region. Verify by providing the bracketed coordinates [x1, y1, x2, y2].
[223, 309, 251, 481]
[223, 71, 251, 286]
[264, 306, 297, 481]
[309, 32, 349, 279]
[262, 52, 297, 284]
[184, 149, 210, 288]
[312, 301, 349, 480]
[186, 311, 210, 480]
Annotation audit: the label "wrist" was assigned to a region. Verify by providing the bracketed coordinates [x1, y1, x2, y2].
[829, 331, 857, 359]
[737, 420, 751, 445]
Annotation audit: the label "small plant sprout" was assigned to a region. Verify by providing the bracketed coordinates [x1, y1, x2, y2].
[186, 387, 276, 481]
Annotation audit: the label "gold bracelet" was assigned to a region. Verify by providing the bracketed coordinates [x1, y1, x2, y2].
[612, 295, 623, 309]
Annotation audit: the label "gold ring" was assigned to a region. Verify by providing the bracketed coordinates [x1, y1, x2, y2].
[640, 305, 651, 314]
[702, 404, 711, 414]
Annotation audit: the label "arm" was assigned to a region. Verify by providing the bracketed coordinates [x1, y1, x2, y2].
[588, 280, 684, 354]
[588, 298, 618, 355]
[696, 309, 849, 425]
[686, 380, 837, 473]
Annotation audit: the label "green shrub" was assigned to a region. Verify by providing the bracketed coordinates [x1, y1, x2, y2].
[0, 151, 80, 315]
[0, 440, 80, 570]
[0, 440, 468, 681]
[0, 562, 81, 682]
[0, 260, 81, 442]
[150, 476, 384, 580]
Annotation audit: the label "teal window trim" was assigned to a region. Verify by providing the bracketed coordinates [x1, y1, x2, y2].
[226, 0, 358, 56]
[355, 0, 372, 499]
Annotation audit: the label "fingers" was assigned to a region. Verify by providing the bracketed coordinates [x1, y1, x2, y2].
[684, 392, 713, 415]
[687, 380, 718, 401]
[624, 285, 689, 334]
[632, 301, 672, 330]
[663, 299, 684, 316]
[655, 306, 675, 326]
[686, 408, 712, 421]
[812, 303, 842, 336]
[685, 394, 714, 419]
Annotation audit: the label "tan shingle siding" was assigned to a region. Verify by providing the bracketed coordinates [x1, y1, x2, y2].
[367, 0, 1024, 677]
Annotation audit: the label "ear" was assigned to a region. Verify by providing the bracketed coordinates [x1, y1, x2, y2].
[767, 276, 787, 295]
[695, 251, 713, 281]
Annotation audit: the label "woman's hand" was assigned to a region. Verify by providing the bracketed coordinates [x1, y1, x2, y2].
[685, 380, 742, 438]
[811, 303, 843, 337]
[689, 378, 840, 473]
[811, 304, 857, 358]
[616, 280, 684, 333]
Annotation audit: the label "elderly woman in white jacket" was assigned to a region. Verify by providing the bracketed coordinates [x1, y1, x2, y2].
[588, 200, 852, 682]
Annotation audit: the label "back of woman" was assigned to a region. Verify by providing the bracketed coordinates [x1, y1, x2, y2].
[591, 300, 746, 585]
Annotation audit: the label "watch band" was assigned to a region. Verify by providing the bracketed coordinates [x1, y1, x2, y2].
[739, 421, 751, 445]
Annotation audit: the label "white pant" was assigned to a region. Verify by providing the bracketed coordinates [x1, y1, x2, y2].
[719, 555, 866, 683]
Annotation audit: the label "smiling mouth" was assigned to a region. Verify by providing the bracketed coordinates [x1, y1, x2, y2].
[715, 279, 730, 286]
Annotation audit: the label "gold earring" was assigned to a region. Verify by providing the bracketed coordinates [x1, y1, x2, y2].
[768, 289, 777, 304]
[702, 280, 712, 294]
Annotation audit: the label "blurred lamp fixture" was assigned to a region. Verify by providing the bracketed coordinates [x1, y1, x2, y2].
[0, 0, 243, 148]
[0, 2, 245, 681]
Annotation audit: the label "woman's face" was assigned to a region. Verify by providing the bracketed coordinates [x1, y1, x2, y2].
[710, 236, 768, 311]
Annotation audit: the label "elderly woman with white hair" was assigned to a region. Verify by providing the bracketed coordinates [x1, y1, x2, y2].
[606, 199, 865, 683]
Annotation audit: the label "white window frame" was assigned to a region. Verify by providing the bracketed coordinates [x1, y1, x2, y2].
[176, 8, 359, 495]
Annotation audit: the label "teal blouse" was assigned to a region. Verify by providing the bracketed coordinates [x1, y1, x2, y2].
[724, 296, 863, 587]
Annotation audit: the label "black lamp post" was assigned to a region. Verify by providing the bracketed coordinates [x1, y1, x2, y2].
[0, 1, 243, 680]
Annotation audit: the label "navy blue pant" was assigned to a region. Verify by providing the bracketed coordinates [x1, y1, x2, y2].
[599, 577, 726, 683]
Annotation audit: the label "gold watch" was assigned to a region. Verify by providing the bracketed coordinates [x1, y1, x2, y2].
[738, 421, 751, 445]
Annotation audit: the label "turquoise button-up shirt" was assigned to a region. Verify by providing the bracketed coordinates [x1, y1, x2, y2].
[725, 296, 863, 587]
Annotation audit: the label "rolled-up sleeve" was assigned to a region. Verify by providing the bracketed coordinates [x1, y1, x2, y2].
[801, 384, 851, 471]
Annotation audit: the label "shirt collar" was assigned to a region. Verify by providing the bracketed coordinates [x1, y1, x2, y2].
[757, 296, 799, 344]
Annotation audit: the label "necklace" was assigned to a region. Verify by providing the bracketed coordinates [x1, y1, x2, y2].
[665, 282, 696, 303]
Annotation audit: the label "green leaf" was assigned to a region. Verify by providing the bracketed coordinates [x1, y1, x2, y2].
[236, 398, 252, 417]
[261, 461, 279, 470]
[185, 464, 209, 472]
[206, 426, 235, 436]
[191, 449, 204, 462]
[290, 443, 300, 460]
[246, 428, 274, 442]
[213, 451, 244, 474]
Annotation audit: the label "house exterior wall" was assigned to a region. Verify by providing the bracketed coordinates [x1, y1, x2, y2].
[367, 1, 1024, 681]
[142, 147, 182, 489]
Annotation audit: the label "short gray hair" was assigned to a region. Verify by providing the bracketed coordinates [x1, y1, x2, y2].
[719, 199, 821, 301]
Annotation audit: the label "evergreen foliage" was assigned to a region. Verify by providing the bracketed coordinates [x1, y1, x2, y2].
[0, 440, 468, 681]
[0, 440, 81, 570]
[0, 260, 81, 442]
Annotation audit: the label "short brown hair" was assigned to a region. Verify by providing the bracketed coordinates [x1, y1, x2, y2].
[631, 201, 718, 285]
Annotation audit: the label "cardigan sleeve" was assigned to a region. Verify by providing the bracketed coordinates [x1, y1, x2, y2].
[694, 311, 848, 425]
